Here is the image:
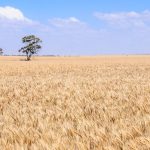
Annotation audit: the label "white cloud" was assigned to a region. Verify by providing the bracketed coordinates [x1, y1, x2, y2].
[94, 10, 150, 28]
[49, 17, 86, 28]
[0, 6, 41, 32]
[0, 6, 32, 23]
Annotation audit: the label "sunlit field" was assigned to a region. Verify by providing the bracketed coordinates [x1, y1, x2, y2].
[0, 55, 150, 149]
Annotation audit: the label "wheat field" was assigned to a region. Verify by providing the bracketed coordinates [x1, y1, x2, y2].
[0, 56, 150, 150]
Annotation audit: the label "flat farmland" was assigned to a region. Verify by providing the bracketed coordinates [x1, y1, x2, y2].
[0, 56, 150, 149]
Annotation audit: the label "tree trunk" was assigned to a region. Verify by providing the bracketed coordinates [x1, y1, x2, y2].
[26, 53, 31, 61]
[26, 52, 31, 61]
[27, 56, 31, 61]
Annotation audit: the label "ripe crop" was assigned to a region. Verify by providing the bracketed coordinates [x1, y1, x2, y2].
[0, 56, 150, 149]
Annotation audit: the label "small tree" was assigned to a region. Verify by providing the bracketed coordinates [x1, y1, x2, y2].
[0, 48, 3, 55]
[19, 35, 42, 61]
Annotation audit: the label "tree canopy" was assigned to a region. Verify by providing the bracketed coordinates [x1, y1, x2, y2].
[0, 48, 3, 55]
[19, 35, 42, 61]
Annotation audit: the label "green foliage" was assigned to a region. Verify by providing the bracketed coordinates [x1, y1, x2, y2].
[19, 35, 42, 61]
[0, 48, 3, 55]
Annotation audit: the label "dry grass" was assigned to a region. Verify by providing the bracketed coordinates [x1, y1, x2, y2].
[0, 55, 150, 150]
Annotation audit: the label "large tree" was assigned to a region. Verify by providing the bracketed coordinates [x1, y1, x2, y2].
[19, 35, 42, 61]
[0, 48, 3, 55]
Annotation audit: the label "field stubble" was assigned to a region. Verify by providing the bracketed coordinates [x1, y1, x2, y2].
[0, 56, 150, 149]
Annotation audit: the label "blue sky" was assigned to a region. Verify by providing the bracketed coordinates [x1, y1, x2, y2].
[0, 0, 150, 55]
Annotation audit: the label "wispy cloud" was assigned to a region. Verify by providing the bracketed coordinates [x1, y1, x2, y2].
[48, 17, 86, 29]
[94, 10, 150, 28]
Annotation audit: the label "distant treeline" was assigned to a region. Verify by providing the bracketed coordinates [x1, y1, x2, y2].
[3, 54, 61, 57]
